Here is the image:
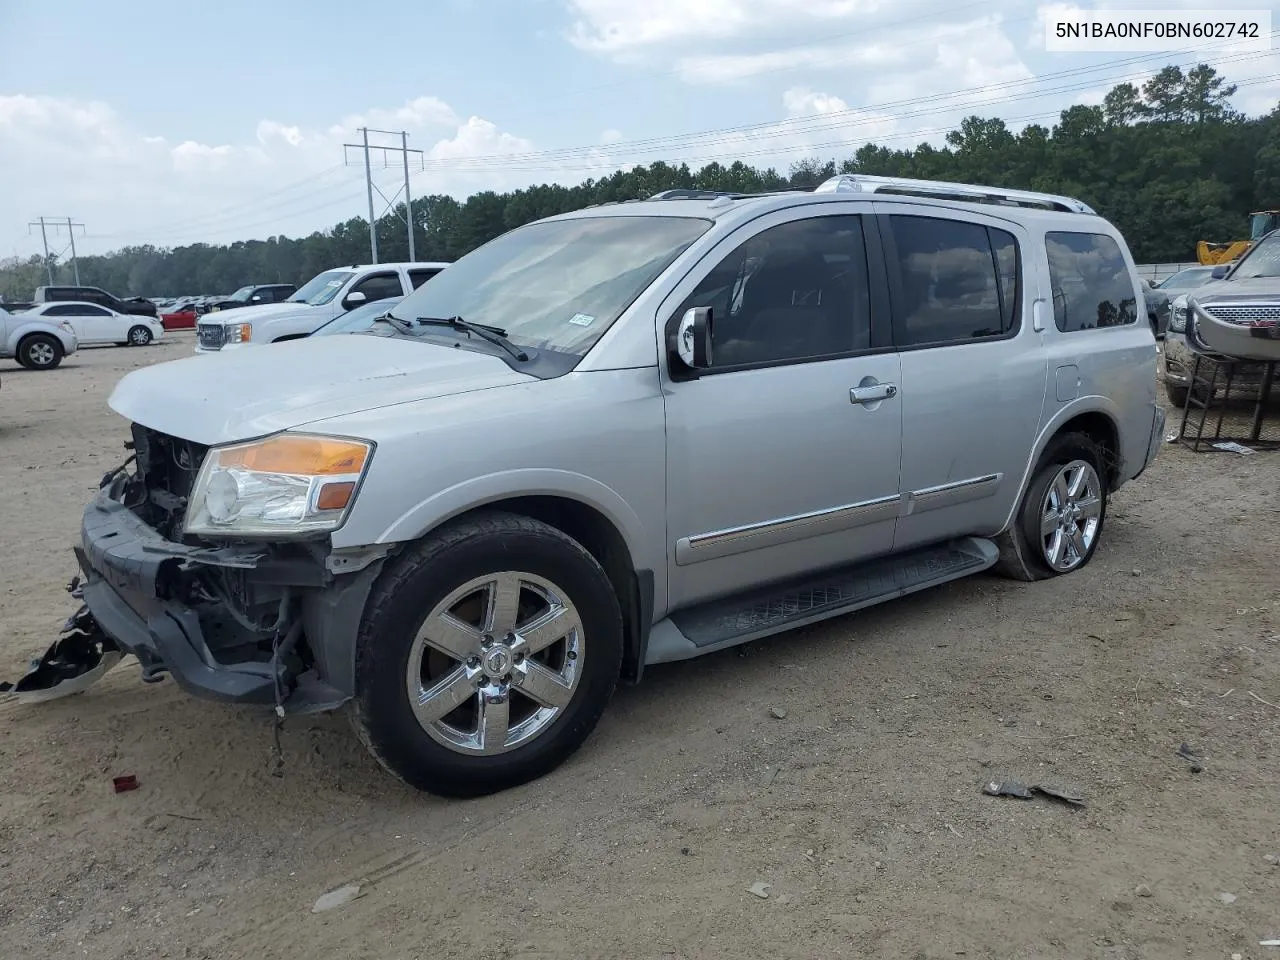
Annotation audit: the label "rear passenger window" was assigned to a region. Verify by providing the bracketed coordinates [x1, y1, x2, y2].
[1045, 232, 1138, 332]
[886, 216, 1020, 347]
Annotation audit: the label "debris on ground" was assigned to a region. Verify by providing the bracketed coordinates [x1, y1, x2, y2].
[769, 706, 788, 720]
[1176, 742, 1205, 774]
[748, 881, 771, 899]
[0, 601, 122, 703]
[312, 883, 363, 913]
[1264, 854, 1279, 866]
[981, 780, 1086, 807]
[1134, 884, 1153, 898]
[1260, 939, 1280, 947]
[1215, 892, 1237, 905]
[112, 775, 139, 793]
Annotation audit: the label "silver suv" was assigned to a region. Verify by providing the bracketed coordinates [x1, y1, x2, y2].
[57, 175, 1164, 797]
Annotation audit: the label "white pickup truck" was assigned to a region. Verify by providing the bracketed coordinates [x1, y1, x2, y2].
[195, 261, 448, 353]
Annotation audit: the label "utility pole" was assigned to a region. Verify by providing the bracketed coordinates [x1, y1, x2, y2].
[28, 217, 52, 284]
[28, 217, 86, 284]
[66, 217, 82, 284]
[361, 127, 377, 263]
[401, 131, 416, 262]
[342, 128, 424, 264]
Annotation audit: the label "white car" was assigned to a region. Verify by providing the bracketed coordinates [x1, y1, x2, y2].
[194, 261, 448, 353]
[0, 305, 79, 369]
[24, 302, 164, 347]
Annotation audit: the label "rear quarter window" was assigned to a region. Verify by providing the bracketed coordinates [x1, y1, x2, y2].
[1045, 231, 1138, 332]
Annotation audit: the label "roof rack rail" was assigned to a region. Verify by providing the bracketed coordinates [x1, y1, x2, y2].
[649, 188, 756, 200]
[813, 174, 1095, 214]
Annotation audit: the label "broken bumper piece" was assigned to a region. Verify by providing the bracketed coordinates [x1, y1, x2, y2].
[67, 490, 351, 712]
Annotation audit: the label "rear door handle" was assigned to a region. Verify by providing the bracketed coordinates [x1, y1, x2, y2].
[850, 383, 897, 404]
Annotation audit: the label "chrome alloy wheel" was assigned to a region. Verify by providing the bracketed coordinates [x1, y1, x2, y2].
[1039, 459, 1102, 572]
[405, 572, 584, 755]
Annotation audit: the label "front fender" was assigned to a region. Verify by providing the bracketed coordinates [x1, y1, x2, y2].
[356, 467, 650, 569]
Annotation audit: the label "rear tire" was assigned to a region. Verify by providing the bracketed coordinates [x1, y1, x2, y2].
[350, 511, 624, 797]
[17, 333, 63, 370]
[994, 432, 1108, 581]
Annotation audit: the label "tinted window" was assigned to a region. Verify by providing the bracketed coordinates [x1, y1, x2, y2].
[408, 269, 442, 289]
[349, 273, 404, 304]
[676, 215, 871, 367]
[44, 304, 77, 316]
[1045, 232, 1138, 331]
[887, 216, 1018, 346]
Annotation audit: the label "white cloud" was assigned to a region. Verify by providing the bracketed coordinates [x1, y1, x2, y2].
[0, 94, 536, 255]
[600, 128, 624, 144]
[564, 0, 880, 54]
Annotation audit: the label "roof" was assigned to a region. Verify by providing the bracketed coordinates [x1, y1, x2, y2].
[335, 261, 452, 271]
[546, 174, 1106, 230]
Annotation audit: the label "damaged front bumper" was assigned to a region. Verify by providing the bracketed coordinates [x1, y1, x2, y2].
[57, 487, 387, 713]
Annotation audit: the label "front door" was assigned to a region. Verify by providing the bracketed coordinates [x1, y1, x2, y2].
[663, 209, 903, 608]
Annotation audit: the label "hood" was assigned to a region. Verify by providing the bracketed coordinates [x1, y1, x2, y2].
[201, 301, 317, 324]
[109, 333, 537, 446]
[1189, 277, 1280, 304]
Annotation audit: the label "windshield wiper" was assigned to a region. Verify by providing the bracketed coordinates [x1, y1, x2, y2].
[374, 311, 415, 335]
[414, 315, 529, 361]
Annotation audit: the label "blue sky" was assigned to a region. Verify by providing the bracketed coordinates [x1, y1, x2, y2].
[1, 0, 1275, 257]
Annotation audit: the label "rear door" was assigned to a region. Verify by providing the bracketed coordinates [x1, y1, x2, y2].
[872, 202, 1048, 550]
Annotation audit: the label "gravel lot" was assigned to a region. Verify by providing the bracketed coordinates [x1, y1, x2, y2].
[2, 336, 1278, 959]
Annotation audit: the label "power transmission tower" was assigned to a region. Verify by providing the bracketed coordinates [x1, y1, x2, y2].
[341, 128, 424, 264]
[27, 217, 86, 284]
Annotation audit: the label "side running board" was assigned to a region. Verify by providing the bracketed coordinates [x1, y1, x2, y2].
[645, 537, 999, 665]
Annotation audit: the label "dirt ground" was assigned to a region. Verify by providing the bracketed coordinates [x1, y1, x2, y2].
[1, 335, 1278, 960]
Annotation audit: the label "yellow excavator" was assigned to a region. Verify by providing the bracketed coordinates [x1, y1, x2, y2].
[1197, 210, 1280, 265]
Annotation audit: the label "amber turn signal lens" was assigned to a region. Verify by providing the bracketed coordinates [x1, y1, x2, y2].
[217, 435, 370, 476]
[316, 481, 356, 511]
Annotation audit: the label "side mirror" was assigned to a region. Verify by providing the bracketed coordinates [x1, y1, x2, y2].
[344, 291, 367, 308]
[1211, 265, 1229, 280]
[674, 307, 713, 370]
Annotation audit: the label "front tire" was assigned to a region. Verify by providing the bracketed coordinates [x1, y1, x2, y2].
[17, 333, 63, 370]
[995, 432, 1108, 581]
[351, 511, 624, 797]
[127, 325, 153, 346]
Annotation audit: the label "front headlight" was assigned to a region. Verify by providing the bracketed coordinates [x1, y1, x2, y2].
[227, 322, 252, 343]
[184, 433, 373, 537]
[1169, 295, 1188, 333]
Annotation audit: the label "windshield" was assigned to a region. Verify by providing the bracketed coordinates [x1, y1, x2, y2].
[1231, 232, 1280, 280]
[227, 285, 255, 302]
[1157, 268, 1214, 289]
[1250, 213, 1279, 241]
[313, 296, 404, 335]
[289, 270, 355, 305]
[391, 215, 712, 355]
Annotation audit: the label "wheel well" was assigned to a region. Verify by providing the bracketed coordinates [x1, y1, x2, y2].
[1055, 411, 1121, 488]
[455, 496, 647, 683]
[17, 331, 58, 352]
[272, 333, 308, 343]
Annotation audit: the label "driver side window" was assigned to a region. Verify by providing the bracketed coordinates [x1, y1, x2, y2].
[349, 273, 404, 304]
[674, 215, 872, 369]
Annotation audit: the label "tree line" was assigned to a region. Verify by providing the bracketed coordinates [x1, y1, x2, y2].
[2, 63, 1276, 302]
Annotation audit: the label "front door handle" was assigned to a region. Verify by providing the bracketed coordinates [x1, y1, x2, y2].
[850, 382, 897, 404]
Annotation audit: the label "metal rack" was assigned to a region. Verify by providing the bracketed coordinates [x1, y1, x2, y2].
[1176, 352, 1280, 452]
